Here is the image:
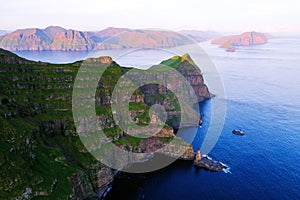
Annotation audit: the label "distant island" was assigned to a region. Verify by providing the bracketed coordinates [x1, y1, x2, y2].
[0, 26, 218, 51]
[211, 31, 270, 52]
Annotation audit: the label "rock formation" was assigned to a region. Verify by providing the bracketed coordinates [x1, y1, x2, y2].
[195, 150, 201, 161]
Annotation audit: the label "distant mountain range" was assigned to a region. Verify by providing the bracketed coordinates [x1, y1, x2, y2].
[0, 26, 220, 51]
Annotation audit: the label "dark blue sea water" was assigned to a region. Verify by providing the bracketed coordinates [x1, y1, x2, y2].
[14, 37, 300, 199]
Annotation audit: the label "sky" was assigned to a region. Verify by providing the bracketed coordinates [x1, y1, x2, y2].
[0, 0, 299, 33]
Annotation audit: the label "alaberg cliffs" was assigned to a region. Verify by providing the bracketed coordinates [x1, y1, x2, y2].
[0, 48, 212, 199]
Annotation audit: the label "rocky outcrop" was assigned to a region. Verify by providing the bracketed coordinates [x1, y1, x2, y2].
[212, 31, 268, 52]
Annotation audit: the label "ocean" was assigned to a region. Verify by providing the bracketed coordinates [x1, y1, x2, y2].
[14, 37, 300, 199]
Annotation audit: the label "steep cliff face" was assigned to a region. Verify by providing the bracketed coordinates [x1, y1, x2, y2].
[0, 49, 211, 198]
[212, 31, 268, 51]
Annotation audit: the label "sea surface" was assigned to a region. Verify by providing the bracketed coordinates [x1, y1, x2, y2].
[14, 37, 300, 199]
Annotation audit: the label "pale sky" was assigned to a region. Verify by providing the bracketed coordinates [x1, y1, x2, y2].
[0, 0, 299, 33]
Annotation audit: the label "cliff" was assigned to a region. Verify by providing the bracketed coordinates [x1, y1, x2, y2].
[0, 48, 211, 198]
[211, 31, 268, 51]
[0, 26, 194, 51]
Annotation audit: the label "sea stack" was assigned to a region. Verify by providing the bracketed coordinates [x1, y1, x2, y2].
[196, 150, 201, 161]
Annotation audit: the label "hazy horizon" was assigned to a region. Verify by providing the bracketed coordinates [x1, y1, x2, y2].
[1, 0, 299, 34]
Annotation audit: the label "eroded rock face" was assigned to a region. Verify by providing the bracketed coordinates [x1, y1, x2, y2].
[212, 31, 268, 51]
